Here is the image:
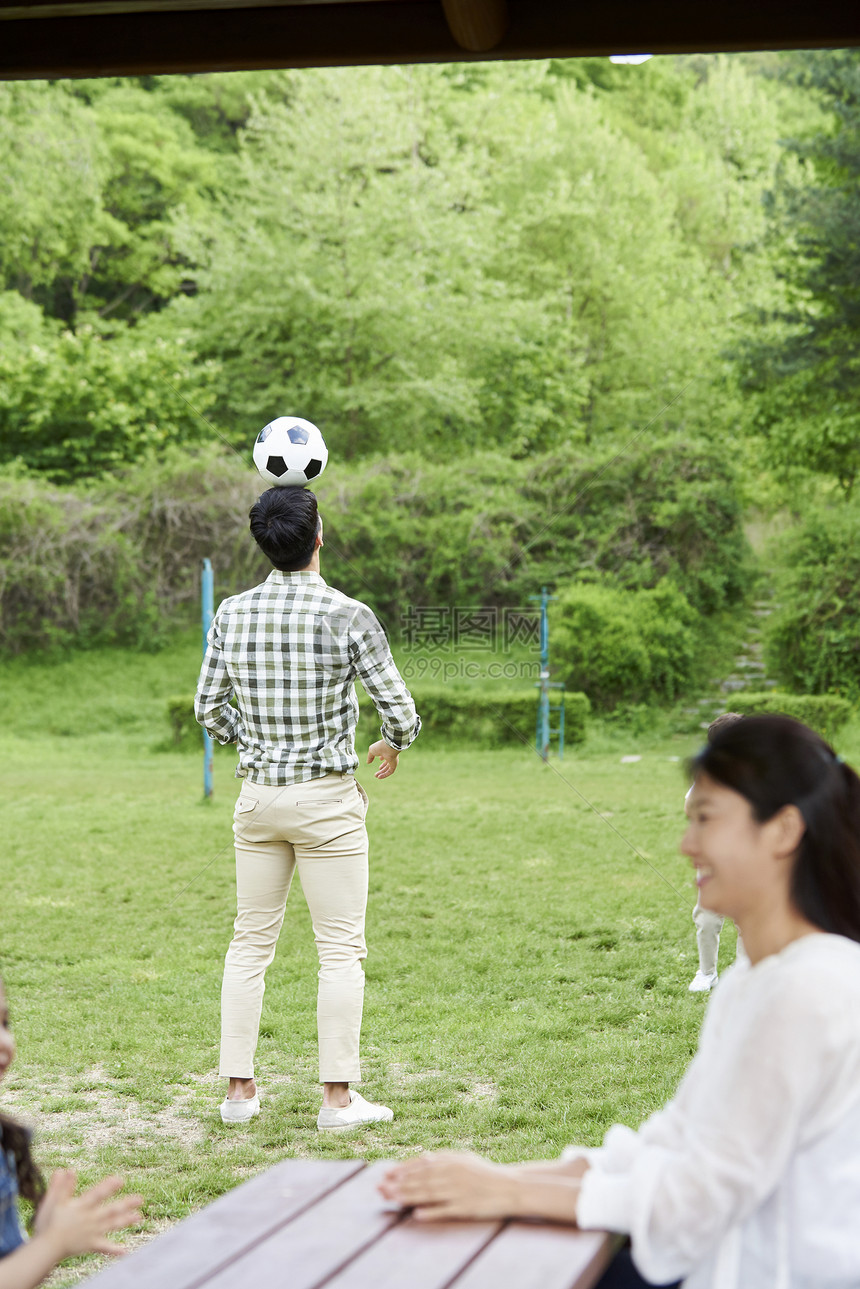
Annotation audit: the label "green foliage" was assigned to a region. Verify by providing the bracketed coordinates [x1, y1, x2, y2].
[166, 695, 205, 750]
[85, 85, 218, 319]
[483, 81, 714, 447]
[550, 580, 700, 710]
[0, 83, 107, 312]
[361, 686, 589, 748]
[0, 58, 827, 478]
[319, 437, 750, 625]
[0, 80, 217, 326]
[0, 474, 160, 653]
[0, 449, 266, 653]
[764, 504, 860, 702]
[0, 315, 218, 479]
[179, 57, 796, 462]
[169, 686, 590, 751]
[520, 438, 750, 615]
[0, 437, 748, 654]
[740, 50, 860, 495]
[728, 691, 852, 741]
[194, 66, 513, 457]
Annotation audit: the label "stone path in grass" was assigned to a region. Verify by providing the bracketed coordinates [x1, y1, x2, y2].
[685, 597, 779, 732]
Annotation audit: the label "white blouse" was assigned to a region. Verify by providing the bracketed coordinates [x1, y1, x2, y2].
[570, 934, 860, 1289]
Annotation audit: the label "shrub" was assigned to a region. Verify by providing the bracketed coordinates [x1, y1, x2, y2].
[764, 505, 860, 703]
[358, 686, 589, 750]
[169, 687, 589, 752]
[0, 435, 749, 655]
[0, 449, 267, 653]
[318, 437, 751, 626]
[728, 692, 852, 742]
[518, 437, 750, 615]
[550, 579, 699, 710]
[0, 321, 219, 481]
[0, 473, 163, 651]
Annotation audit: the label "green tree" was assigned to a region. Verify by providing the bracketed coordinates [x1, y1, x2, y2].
[0, 80, 218, 327]
[81, 84, 219, 321]
[765, 503, 860, 699]
[0, 84, 112, 314]
[192, 65, 513, 457]
[741, 50, 860, 495]
[0, 302, 218, 480]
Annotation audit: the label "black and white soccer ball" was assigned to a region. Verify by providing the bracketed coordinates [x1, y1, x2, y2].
[252, 417, 328, 488]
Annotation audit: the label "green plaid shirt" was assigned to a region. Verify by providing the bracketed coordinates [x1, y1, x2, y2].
[194, 570, 420, 785]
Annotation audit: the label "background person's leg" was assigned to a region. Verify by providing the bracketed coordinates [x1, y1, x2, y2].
[689, 899, 723, 990]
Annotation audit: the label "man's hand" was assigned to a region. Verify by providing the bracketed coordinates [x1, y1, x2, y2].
[367, 740, 400, 779]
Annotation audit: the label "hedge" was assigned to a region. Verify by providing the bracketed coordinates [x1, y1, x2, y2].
[169, 686, 589, 752]
[358, 686, 589, 749]
[726, 692, 852, 742]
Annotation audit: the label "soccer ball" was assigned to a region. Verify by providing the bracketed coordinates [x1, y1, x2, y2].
[252, 417, 328, 488]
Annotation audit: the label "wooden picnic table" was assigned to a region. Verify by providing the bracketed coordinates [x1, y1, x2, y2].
[87, 1159, 614, 1289]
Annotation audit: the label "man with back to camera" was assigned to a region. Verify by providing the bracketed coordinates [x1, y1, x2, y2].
[195, 486, 420, 1129]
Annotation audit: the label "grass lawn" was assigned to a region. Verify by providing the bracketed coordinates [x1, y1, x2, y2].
[2, 636, 857, 1284]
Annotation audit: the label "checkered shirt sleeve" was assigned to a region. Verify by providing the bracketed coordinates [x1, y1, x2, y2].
[194, 570, 420, 785]
[348, 603, 422, 752]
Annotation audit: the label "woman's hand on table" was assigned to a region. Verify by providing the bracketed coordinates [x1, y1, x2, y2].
[380, 1152, 518, 1221]
[380, 1151, 587, 1225]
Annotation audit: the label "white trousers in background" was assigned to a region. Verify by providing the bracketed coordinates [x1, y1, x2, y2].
[220, 773, 369, 1084]
[693, 900, 747, 977]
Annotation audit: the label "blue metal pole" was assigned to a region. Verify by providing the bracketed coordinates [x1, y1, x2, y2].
[201, 558, 214, 798]
[530, 587, 555, 762]
[539, 587, 550, 761]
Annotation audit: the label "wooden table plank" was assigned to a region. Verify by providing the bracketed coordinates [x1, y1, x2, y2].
[322, 1213, 503, 1289]
[450, 1222, 612, 1289]
[87, 1159, 364, 1289]
[201, 1160, 400, 1289]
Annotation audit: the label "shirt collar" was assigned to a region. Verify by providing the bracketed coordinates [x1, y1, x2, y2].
[266, 568, 326, 587]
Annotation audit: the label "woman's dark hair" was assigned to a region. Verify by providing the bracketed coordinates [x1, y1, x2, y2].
[0, 977, 45, 1214]
[0, 1113, 44, 1211]
[690, 714, 860, 942]
[249, 487, 320, 572]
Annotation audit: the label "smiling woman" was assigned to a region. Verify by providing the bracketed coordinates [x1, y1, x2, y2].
[381, 716, 860, 1289]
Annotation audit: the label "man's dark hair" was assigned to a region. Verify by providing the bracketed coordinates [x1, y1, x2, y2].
[249, 487, 320, 572]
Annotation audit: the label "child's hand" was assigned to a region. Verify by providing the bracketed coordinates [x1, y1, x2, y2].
[35, 1169, 144, 1259]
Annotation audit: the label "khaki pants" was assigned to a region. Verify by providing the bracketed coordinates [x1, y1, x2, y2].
[220, 773, 369, 1083]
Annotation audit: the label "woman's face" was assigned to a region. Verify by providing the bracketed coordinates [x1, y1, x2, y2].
[0, 986, 14, 1083]
[681, 773, 793, 923]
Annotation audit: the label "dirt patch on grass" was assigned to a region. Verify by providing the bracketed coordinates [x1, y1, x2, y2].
[2, 1064, 206, 1156]
[461, 1080, 499, 1104]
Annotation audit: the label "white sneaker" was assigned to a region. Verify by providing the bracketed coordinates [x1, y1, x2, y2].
[220, 1093, 260, 1125]
[688, 970, 718, 993]
[317, 1090, 394, 1131]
